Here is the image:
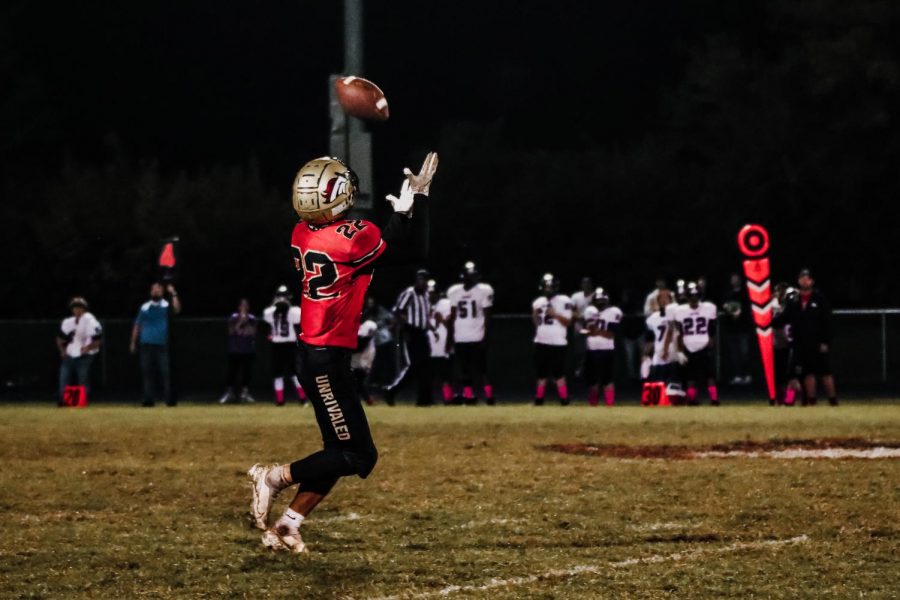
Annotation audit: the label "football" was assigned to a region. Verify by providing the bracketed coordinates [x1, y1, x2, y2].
[335, 75, 390, 121]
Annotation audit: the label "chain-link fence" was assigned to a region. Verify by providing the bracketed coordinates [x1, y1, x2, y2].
[2, 310, 898, 402]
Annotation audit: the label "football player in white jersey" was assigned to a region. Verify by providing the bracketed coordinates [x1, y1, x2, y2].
[644, 288, 683, 384]
[570, 276, 594, 377]
[672, 282, 719, 405]
[56, 297, 103, 404]
[447, 261, 495, 404]
[532, 273, 573, 405]
[427, 280, 454, 404]
[262, 285, 307, 406]
[350, 318, 379, 406]
[581, 288, 622, 406]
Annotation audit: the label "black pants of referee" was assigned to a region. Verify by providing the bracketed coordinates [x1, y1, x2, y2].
[288, 342, 378, 495]
[386, 328, 433, 406]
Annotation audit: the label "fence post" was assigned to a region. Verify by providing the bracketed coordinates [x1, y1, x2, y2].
[882, 312, 888, 383]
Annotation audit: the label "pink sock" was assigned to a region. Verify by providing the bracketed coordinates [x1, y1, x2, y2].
[687, 387, 698, 402]
[784, 388, 796, 405]
[275, 388, 284, 405]
[587, 388, 599, 406]
[535, 384, 546, 400]
[296, 386, 306, 401]
[463, 386, 474, 400]
[557, 384, 568, 400]
[604, 388, 615, 406]
[708, 385, 718, 402]
[442, 384, 453, 402]
[483, 385, 493, 399]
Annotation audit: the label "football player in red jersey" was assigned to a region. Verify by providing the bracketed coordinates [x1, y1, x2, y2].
[247, 152, 438, 554]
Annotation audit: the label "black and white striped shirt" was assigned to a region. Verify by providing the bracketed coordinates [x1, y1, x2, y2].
[393, 286, 431, 330]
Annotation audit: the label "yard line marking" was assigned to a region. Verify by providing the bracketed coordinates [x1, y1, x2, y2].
[627, 521, 701, 532]
[369, 535, 809, 600]
[454, 518, 528, 529]
[694, 448, 900, 459]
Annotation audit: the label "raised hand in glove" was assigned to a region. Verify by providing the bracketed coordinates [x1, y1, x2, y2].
[386, 151, 439, 214]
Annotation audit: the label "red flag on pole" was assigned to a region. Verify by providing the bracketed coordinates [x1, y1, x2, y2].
[158, 237, 179, 282]
[737, 225, 775, 401]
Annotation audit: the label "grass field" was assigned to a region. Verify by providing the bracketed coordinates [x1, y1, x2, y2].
[1, 403, 898, 599]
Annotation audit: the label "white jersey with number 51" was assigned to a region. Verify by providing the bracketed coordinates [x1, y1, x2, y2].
[447, 283, 494, 343]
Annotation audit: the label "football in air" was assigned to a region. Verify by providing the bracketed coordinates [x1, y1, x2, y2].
[335, 75, 390, 121]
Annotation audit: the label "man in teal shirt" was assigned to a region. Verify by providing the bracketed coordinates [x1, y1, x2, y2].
[131, 282, 181, 406]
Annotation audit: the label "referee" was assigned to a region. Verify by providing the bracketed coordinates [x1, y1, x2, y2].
[385, 269, 434, 406]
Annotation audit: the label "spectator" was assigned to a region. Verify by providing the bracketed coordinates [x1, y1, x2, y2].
[56, 297, 103, 404]
[219, 298, 257, 404]
[722, 273, 753, 384]
[643, 277, 667, 316]
[385, 269, 434, 406]
[697, 275, 711, 302]
[778, 269, 838, 406]
[618, 288, 645, 381]
[130, 282, 181, 407]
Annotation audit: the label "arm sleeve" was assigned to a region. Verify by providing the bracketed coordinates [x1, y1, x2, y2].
[377, 195, 430, 266]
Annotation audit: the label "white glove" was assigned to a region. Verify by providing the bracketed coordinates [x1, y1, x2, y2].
[385, 179, 415, 214]
[676, 351, 689, 365]
[386, 151, 439, 214]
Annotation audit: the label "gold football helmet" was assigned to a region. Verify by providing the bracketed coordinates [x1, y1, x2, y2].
[292, 157, 359, 225]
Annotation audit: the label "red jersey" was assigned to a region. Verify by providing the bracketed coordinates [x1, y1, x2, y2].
[291, 219, 386, 348]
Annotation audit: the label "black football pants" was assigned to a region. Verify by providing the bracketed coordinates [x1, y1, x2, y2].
[289, 342, 378, 495]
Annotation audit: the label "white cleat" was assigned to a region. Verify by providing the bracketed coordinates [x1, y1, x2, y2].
[262, 526, 308, 554]
[247, 463, 281, 530]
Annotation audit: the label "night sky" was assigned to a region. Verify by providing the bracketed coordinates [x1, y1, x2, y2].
[5, 1, 734, 180]
[4, 1, 899, 314]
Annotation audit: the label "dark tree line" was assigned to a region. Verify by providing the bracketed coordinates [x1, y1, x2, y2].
[2, 0, 899, 316]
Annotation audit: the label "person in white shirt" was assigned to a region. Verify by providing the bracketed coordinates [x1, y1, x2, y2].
[643, 277, 668, 316]
[351, 318, 379, 406]
[532, 273, 573, 405]
[581, 288, 623, 406]
[447, 261, 495, 404]
[262, 285, 306, 406]
[672, 282, 719, 405]
[56, 297, 103, 404]
[427, 280, 454, 404]
[570, 276, 594, 377]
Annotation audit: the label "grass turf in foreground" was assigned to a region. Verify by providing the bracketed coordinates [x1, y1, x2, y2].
[0, 404, 898, 599]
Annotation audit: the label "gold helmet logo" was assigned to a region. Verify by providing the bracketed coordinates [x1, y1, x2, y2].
[292, 157, 359, 225]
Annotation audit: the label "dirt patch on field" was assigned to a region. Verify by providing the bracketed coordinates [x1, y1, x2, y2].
[541, 438, 900, 460]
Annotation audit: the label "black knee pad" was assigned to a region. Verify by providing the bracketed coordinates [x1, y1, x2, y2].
[342, 445, 378, 479]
